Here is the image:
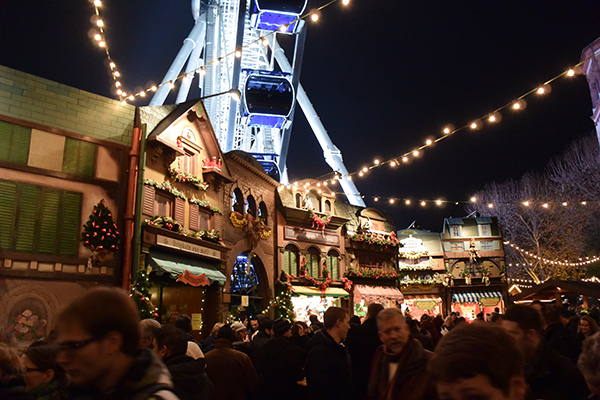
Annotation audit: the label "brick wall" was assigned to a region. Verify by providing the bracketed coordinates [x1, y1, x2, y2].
[0, 65, 135, 146]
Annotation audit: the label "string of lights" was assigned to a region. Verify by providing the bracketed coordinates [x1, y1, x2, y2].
[300, 65, 587, 187]
[504, 240, 600, 267]
[89, 0, 350, 104]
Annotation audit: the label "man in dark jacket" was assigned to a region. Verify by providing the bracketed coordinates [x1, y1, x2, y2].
[502, 305, 589, 400]
[248, 318, 273, 368]
[204, 325, 258, 400]
[367, 308, 437, 400]
[305, 306, 353, 400]
[345, 303, 383, 400]
[153, 325, 213, 400]
[258, 318, 304, 400]
[541, 304, 581, 364]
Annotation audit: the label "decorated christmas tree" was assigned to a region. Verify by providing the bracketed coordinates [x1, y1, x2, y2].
[131, 266, 158, 320]
[81, 199, 120, 267]
[273, 271, 295, 320]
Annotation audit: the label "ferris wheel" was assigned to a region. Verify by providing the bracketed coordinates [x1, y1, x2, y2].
[149, 0, 365, 207]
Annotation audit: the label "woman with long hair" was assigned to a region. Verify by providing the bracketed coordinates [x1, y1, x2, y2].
[578, 314, 600, 341]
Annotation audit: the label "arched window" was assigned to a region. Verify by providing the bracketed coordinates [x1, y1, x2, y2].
[306, 247, 320, 278]
[283, 244, 299, 276]
[246, 195, 257, 217]
[232, 188, 244, 213]
[324, 199, 332, 213]
[307, 192, 320, 212]
[230, 253, 260, 296]
[326, 250, 339, 280]
[295, 193, 302, 208]
[258, 201, 268, 223]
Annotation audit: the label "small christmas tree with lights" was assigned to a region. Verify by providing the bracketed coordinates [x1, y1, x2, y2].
[81, 199, 120, 268]
[131, 266, 158, 320]
[273, 271, 295, 320]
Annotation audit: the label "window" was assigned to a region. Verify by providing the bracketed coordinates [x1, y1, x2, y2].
[307, 193, 320, 212]
[155, 192, 173, 217]
[479, 224, 491, 236]
[283, 244, 299, 275]
[295, 193, 302, 208]
[326, 251, 339, 280]
[246, 195, 257, 217]
[450, 242, 463, 251]
[451, 225, 461, 237]
[0, 180, 81, 255]
[0, 121, 31, 165]
[324, 200, 332, 213]
[306, 248, 320, 278]
[230, 254, 259, 296]
[189, 204, 211, 231]
[232, 188, 244, 213]
[62, 137, 96, 178]
[180, 148, 199, 176]
[258, 201, 268, 223]
[480, 241, 494, 250]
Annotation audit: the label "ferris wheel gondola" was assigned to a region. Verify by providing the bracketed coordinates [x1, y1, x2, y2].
[251, 0, 307, 33]
[241, 70, 295, 129]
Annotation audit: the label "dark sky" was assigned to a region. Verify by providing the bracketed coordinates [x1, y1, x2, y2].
[1, 0, 599, 231]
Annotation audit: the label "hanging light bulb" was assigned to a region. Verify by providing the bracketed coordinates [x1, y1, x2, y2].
[567, 69, 575, 77]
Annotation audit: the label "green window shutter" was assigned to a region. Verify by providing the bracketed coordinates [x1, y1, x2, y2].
[38, 189, 61, 254]
[329, 257, 338, 280]
[290, 251, 297, 276]
[14, 184, 40, 252]
[283, 251, 290, 275]
[0, 181, 17, 250]
[77, 141, 96, 178]
[62, 137, 79, 174]
[9, 125, 31, 164]
[59, 191, 82, 256]
[0, 121, 31, 164]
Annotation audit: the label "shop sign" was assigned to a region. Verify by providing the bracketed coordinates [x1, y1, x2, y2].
[285, 226, 340, 246]
[157, 234, 221, 259]
[191, 313, 203, 330]
[480, 297, 500, 307]
[176, 270, 210, 286]
[415, 300, 437, 310]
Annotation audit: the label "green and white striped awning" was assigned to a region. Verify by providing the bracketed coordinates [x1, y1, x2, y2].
[452, 291, 503, 303]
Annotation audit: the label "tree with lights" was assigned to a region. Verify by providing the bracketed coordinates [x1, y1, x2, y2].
[273, 271, 295, 320]
[81, 199, 120, 268]
[131, 266, 158, 320]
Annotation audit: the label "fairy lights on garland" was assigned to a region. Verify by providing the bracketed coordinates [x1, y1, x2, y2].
[504, 240, 600, 267]
[91, 0, 351, 104]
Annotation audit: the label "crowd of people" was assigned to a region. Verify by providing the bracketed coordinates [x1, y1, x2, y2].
[1, 287, 600, 400]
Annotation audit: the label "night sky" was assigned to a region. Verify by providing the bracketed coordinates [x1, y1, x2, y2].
[1, 0, 599, 231]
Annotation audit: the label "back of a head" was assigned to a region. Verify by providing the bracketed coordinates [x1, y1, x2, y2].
[578, 331, 600, 393]
[431, 323, 524, 396]
[366, 303, 384, 320]
[57, 286, 140, 356]
[155, 325, 188, 357]
[0, 343, 24, 378]
[174, 315, 193, 333]
[541, 304, 563, 325]
[25, 345, 66, 385]
[503, 305, 543, 333]
[210, 322, 224, 336]
[323, 307, 348, 330]
[139, 318, 162, 343]
[216, 324, 235, 343]
[259, 317, 274, 332]
[309, 315, 319, 324]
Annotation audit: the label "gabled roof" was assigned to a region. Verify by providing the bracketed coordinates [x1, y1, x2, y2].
[397, 229, 443, 254]
[512, 279, 600, 302]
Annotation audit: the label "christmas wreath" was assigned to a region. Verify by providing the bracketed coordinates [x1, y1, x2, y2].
[309, 210, 332, 232]
[230, 211, 248, 228]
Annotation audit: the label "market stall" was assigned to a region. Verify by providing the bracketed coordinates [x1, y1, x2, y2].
[451, 291, 504, 321]
[401, 295, 443, 320]
[352, 284, 404, 316]
[291, 286, 349, 322]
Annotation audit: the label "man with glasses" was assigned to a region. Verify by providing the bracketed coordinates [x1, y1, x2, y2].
[55, 287, 179, 399]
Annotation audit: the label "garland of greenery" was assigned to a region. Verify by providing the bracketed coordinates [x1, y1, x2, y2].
[297, 258, 333, 298]
[167, 167, 209, 191]
[143, 215, 182, 232]
[345, 267, 398, 280]
[398, 264, 433, 271]
[399, 273, 444, 288]
[398, 249, 429, 259]
[189, 198, 223, 214]
[144, 179, 186, 200]
[131, 266, 159, 319]
[347, 231, 400, 248]
[309, 210, 332, 232]
[192, 229, 223, 244]
[272, 271, 295, 319]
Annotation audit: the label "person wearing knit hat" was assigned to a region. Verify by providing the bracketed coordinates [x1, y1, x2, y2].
[273, 318, 293, 336]
[230, 322, 250, 354]
[258, 319, 305, 400]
